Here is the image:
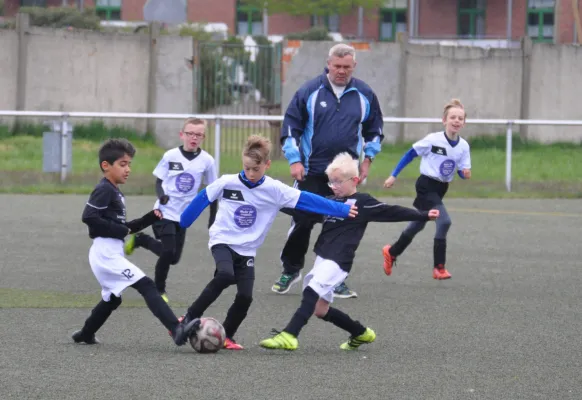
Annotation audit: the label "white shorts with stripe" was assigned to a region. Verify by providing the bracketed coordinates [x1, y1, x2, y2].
[302, 256, 348, 303]
[89, 238, 145, 301]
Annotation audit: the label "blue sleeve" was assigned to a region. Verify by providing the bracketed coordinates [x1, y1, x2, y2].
[362, 91, 384, 159]
[391, 148, 418, 177]
[281, 90, 308, 165]
[180, 188, 211, 228]
[457, 170, 466, 179]
[295, 192, 351, 218]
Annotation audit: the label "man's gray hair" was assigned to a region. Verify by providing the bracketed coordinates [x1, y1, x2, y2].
[328, 43, 356, 61]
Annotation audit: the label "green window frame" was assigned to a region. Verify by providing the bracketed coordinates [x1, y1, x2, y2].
[20, 0, 47, 6]
[96, 0, 122, 21]
[457, 0, 486, 38]
[526, 1, 555, 43]
[236, 1, 263, 35]
[379, 8, 407, 42]
[311, 14, 340, 32]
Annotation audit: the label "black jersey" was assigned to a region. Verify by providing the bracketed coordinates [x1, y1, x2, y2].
[313, 192, 430, 272]
[82, 178, 129, 240]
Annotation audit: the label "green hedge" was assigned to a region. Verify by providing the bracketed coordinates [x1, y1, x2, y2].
[20, 6, 101, 29]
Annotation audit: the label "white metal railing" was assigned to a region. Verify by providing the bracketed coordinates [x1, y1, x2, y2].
[1, 110, 582, 192]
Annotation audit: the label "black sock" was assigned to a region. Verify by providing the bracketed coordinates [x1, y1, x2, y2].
[284, 287, 319, 337]
[222, 294, 253, 339]
[390, 233, 414, 257]
[132, 277, 178, 333]
[321, 307, 366, 337]
[187, 276, 231, 320]
[434, 238, 447, 268]
[81, 299, 118, 336]
[154, 235, 178, 293]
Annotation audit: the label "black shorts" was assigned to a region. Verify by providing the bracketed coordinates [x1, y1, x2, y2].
[413, 175, 449, 211]
[211, 244, 255, 283]
[152, 219, 184, 238]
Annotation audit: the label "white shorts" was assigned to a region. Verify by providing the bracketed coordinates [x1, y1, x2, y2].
[302, 256, 349, 303]
[89, 238, 145, 301]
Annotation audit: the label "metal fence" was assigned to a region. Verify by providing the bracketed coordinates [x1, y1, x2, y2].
[192, 42, 283, 157]
[1, 110, 582, 192]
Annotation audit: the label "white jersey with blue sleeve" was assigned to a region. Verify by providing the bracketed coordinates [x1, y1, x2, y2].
[180, 174, 351, 257]
[412, 132, 471, 183]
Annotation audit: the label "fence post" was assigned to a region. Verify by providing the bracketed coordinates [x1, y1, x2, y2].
[60, 114, 70, 183]
[505, 121, 513, 192]
[214, 118, 221, 175]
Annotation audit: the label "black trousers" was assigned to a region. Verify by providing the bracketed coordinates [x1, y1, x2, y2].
[280, 175, 333, 274]
[187, 244, 255, 339]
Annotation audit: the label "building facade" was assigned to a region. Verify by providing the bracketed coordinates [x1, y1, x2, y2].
[4, 0, 582, 44]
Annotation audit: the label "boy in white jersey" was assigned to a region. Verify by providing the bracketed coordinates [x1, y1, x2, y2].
[72, 139, 200, 346]
[178, 135, 358, 350]
[382, 99, 472, 280]
[124, 118, 217, 303]
[259, 153, 439, 351]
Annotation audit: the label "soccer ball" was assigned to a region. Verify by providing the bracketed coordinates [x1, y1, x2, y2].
[189, 317, 226, 354]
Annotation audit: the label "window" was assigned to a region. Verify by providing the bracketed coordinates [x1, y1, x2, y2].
[457, 0, 485, 38]
[379, 1, 407, 42]
[527, 0, 555, 42]
[20, 0, 47, 6]
[237, 1, 263, 36]
[311, 14, 340, 32]
[96, 0, 122, 21]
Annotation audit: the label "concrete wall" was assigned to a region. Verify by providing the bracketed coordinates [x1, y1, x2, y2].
[3, 25, 582, 145]
[153, 35, 194, 149]
[0, 31, 18, 117]
[24, 28, 150, 131]
[527, 44, 582, 143]
[402, 43, 523, 141]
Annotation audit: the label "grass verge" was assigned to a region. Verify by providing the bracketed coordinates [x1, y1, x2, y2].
[0, 135, 580, 198]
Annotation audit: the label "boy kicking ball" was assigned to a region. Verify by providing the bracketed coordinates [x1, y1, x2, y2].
[260, 153, 439, 351]
[72, 138, 200, 346]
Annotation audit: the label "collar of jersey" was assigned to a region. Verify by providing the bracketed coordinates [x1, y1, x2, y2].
[442, 131, 460, 147]
[238, 171, 265, 188]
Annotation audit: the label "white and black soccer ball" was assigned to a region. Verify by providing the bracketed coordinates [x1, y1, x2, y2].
[189, 317, 226, 354]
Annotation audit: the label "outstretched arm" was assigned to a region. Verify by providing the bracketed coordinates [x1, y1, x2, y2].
[359, 196, 431, 223]
[180, 188, 211, 228]
[295, 192, 354, 218]
[384, 148, 418, 188]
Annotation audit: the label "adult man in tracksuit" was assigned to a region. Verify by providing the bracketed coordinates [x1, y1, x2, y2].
[272, 43, 384, 299]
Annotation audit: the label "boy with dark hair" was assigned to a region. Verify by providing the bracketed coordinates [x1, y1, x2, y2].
[71, 138, 199, 346]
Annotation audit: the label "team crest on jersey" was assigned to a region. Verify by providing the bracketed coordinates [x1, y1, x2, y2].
[175, 173, 195, 193]
[439, 159, 456, 176]
[234, 205, 257, 228]
[169, 162, 184, 171]
[431, 146, 447, 156]
[223, 189, 245, 201]
[320, 101, 327, 108]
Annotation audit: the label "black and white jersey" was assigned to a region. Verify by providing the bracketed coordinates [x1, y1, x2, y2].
[205, 174, 301, 257]
[413, 132, 471, 183]
[81, 178, 128, 241]
[152, 147, 216, 221]
[314, 192, 430, 272]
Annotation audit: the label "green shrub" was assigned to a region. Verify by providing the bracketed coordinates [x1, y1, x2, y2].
[0, 121, 155, 143]
[20, 6, 101, 30]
